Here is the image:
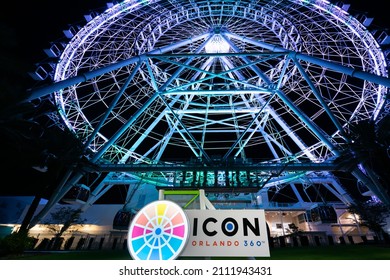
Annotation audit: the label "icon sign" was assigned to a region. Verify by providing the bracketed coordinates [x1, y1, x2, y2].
[127, 200, 189, 260]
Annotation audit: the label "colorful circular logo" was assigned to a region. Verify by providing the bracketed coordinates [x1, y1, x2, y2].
[127, 200, 189, 260]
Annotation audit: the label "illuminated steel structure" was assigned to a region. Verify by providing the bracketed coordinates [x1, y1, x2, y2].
[27, 0, 390, 228]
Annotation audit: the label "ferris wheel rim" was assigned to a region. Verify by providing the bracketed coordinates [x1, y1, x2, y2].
[48, 0, 388, 166]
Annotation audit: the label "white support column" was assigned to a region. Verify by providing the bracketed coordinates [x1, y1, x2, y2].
[199, 189, 216, 210]
[158, 189, 165, 200]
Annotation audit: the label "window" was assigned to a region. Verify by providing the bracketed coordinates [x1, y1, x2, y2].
[298, 213, 307, 223]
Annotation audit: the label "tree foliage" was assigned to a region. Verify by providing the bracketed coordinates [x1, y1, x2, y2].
[0, 231, 36, 256]
[338, 116, 390, 204]
[348, 199, 390, 240]
[44, 206, 87, 239]
[285, 223, 301, 234]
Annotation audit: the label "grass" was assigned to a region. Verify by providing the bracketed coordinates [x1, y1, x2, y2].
[4, 244, 390, 260]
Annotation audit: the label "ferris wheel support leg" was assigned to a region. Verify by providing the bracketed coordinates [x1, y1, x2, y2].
[27, 169, 84, 229]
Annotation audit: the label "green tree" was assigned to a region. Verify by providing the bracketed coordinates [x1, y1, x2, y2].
[0, 231, 36, 257]
[43, 206, 87, 249]
[285, 223, 301, 234]
[348, 199, 390, 242]
[335, 117, 390, 205]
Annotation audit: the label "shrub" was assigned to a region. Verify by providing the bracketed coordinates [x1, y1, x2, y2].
[0, 232, 36, 257]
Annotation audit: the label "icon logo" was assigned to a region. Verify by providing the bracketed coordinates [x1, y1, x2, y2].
[127, 200, 189, 260]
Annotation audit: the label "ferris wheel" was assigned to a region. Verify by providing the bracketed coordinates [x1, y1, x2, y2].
[27, 0, 390, 227]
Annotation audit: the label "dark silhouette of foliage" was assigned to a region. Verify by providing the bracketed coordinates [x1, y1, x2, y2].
[285, 223, 301, 234]
[0, 231, 36, 257]
[44, 206, 87, 239]
[348, 199, 390, 241]
[338, 117, 390, 204]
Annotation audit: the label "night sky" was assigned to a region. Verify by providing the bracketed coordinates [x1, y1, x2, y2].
[0, 0, 389, 197]
[2, 1, 390, 73]
[1, 1, 107, 88]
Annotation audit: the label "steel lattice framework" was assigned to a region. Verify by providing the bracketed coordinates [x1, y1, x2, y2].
[27, 0, 390, 227]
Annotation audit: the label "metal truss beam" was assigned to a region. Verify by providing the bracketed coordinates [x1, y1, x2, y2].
[95, 161, 349, 173]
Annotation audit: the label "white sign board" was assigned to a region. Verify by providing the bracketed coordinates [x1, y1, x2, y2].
[181, 209, 270, 257]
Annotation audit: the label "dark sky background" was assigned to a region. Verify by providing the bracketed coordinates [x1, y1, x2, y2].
[0, 0, 389, 197]
[2, 0, 390, 77]
[1, 0, 108, 89]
